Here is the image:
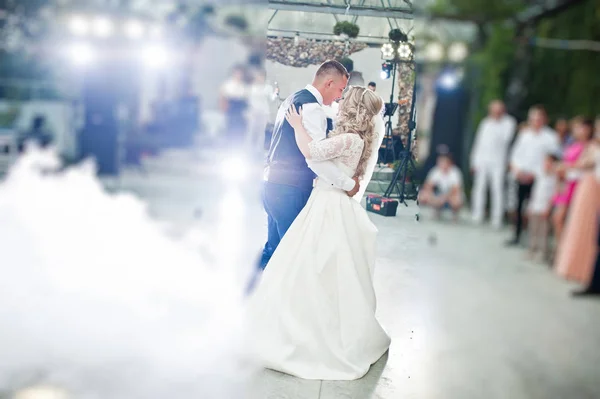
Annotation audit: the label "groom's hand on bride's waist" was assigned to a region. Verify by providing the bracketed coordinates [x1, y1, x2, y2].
[346, 178, 360, 197]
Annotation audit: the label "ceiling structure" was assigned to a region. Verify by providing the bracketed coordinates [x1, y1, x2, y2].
[265, 0, 415, 45]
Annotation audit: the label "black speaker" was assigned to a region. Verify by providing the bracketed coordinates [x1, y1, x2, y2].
[418, 82, 469, 181]
[79, 75, 120, 176]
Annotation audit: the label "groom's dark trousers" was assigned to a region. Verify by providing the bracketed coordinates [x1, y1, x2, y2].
[259, 182, 312, 269]
[258, 88, 328, 270]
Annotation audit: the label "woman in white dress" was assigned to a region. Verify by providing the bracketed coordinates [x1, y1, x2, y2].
[247, 87, 391, 381]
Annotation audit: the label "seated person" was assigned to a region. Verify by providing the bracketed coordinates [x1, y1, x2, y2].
[18, 115, 53, 151]
[419, 152, 464, 220]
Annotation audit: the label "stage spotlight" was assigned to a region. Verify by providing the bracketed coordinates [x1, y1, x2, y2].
[92, 16, 113, 38]
[125, 20, 145, 39]
[448, 42, 468, 63]
[380, 43, 394, 60]
[68, 15, 89, 36]
[14, 385, 69, 399]
[398, 43, 412, 60]
[425, 42, 444, 63]
[438, 70, 460, 90]
[142, 44, 169, 68]
[380, 62, 392, 80]
[67, 42, 95, 66]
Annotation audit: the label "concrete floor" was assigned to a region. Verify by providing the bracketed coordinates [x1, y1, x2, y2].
[109, 149, 600, 399]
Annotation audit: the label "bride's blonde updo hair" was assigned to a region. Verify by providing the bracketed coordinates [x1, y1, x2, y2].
[330, 86, 383, 179]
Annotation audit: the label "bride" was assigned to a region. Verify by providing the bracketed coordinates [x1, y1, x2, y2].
[247, 86, 391, 381]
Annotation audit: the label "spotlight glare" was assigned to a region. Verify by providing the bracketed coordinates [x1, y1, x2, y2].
[68, 15, 89, 36]
[125, 20, 145, 39]
[142, 44, 169, 68]
[67, 42, 95, 66]
[438, 71, 459, 90]
[93, 16, 113, 38]
[425, 42, 444, 63]
[398, 43, 412, 60]
[448, 42, 469, 63]
[380, 62, 392, 80]
[380, 43, 394, 60]
[14, 385, 69, 399]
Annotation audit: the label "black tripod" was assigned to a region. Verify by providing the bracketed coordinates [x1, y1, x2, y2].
[384, 69, 418, 206]
[381, 62, 399, 164]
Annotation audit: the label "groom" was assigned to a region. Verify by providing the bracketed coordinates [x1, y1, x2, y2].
[259, 60, 360, 269]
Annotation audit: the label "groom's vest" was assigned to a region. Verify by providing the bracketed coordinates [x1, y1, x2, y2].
[265, 89, 333, 191]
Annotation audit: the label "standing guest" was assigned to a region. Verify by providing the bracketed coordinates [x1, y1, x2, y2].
[554, 117, 573, 149]
[506, 122, 528, 222]
[367, 82, 376, 92]
[470, 100, 516, 228]
[506, 105, 560, 246]
[418, 152, 464, 221]
[220, 65, 248, 145]
[551, 118, 595, 246]
[555, 126, 600, 283]
[527, 153, 558, 262]
[247, 69, 277, 153]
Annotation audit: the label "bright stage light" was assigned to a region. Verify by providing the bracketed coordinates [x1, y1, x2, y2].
[448, 42, 468, 63]
[125, 20, 145, 39]
[92, 16, 113, 38]
[425, 42, 444, 63]
[68, 15, 89, 36]
[380, 62, 392, 80]
[398, 43, 412, 60]
[380, 43, 394, 60]
[14, 385, 69, 399]
[67, 42, 95, 66]
[142, 44, 169, 68]
[438, 71, 459, 90]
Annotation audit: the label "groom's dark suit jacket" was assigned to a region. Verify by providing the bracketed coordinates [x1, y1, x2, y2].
[265, 89, 333, 191]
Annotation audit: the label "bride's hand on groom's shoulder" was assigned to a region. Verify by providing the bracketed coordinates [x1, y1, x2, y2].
[285, 104, 303, 129]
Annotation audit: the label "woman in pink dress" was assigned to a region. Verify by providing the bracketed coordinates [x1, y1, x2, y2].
[551, 119, 595, 245]
[555, 130, 600, 284]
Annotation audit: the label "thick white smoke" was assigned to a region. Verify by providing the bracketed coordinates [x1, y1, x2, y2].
[0, 147, 254, 398]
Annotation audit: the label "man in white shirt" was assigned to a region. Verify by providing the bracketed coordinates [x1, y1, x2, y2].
[506, 105, 560, 246]
[419, 152, 465, 221]
[470, 100, 516, 228]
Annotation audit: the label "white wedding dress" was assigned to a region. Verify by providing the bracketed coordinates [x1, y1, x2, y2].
[247, 131, 391, 381]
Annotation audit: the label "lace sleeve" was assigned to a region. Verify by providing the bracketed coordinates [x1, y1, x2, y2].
[308, 134, 356, 161]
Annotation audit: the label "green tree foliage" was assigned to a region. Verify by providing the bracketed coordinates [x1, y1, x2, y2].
[526, 0, 600, 119]
[469, 23, 516, 125]
[429, 0, 525, 22]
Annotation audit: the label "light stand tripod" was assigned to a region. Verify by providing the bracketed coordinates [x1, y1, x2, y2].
[381, 62, 399, 164]
[384, 67, 418, 206]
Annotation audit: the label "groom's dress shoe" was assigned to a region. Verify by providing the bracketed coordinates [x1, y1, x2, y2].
[571, 289, 600, 298]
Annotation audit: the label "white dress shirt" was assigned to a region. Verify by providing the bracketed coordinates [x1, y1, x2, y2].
[427, 166, 464, 195]
[301, 85, 355, 191]
[510, 126, 561, 177]
[249, 83, 277, 115]
[470, 115, 516, 169]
